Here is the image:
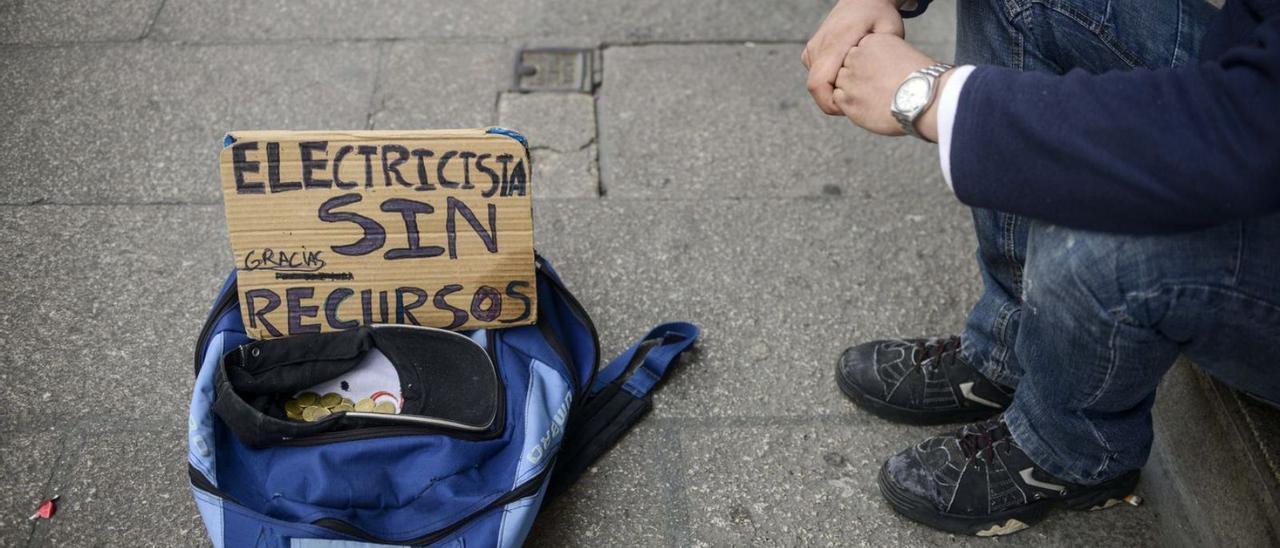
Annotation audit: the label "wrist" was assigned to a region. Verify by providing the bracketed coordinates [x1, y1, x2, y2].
[917, 68, 951, 142]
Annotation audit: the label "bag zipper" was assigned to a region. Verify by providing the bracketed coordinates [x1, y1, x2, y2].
[194, 283, 240, 377]
[311, 464, 552, 545]
[535, 262, 602, 392]
[189, 464, 239, 505]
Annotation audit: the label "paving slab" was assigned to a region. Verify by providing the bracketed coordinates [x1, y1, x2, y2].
[368, 43, 511, 131]
[145, 0, 956, 46]
[526, 146, 600, 198]
[532, 196, 979, 419]
[520, 0, 850, 44]
[527, 423, 681, 546]
[0, 205, 230, 432]
[28, 429, 209, 547]
[0, 433, 64, 547]
[0, 42, 377, 205]
[499, 92, 600, 198]
[530, 0, 952, 48]
[0, 0, 162, 44]
[598, 43, 948, 199]
[670, 421, 1160, 546]
[149, 0, 525, 44]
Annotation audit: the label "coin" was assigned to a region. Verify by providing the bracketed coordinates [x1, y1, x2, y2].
[284, 400, 302, 416]
[333, 403, 354, 413]
[342, 398, 354, 407]
[373, 401, 396, 414]
[319, 393, 342, 408]
[296, 392, 319, 407]
[302, 405, 332, 422]
[354, 398, 375, 412]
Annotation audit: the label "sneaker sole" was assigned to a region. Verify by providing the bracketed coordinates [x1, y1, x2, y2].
[877, 461, 1141, 537]
[834, 359, 1004, 426]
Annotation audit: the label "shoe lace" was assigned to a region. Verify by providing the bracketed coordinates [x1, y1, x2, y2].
[913, 336, 961, 372]
[958, 418, 1012, 462]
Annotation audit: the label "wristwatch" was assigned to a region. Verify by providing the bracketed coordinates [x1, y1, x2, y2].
[891, 62, 954, 141]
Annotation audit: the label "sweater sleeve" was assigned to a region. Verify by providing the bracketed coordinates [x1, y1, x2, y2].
[948, 14, 1280, 233]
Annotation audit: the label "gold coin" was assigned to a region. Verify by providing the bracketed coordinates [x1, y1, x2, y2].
[302, 405, 331, 422]
[284, 400, 302, 416]
[319, 393, 342, 408]
[354, 398, 375, 412]
[287, 409, 303, 421]
[296, 392, 319, 407]
[342, 398, 354, 407]
[373, 401, 396, 414]
[333, 403, 354, 413]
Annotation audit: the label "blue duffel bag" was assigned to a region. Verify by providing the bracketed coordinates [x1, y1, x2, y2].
[187, 256, 698, 547]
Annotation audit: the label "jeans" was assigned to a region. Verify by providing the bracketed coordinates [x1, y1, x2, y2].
[954, 0, 1280, 485]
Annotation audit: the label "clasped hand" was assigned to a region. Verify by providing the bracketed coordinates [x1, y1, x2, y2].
[802, 0, 943, 140]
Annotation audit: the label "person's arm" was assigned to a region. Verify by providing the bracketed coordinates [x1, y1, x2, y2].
[946, 15, 1280, 233]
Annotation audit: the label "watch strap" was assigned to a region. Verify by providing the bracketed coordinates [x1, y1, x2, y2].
[894, 62, 954, 140]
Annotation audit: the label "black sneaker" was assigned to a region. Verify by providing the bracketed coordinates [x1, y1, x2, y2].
[878, 417, 1142, 537]
[836, 336, 1012, 425]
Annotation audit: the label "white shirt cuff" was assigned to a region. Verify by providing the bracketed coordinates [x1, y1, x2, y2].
[937, 65, 976, 192]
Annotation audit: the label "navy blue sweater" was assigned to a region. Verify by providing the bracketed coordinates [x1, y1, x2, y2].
[913, 0, 1280, 234]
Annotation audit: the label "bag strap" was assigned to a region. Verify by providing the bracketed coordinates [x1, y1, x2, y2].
[591, 322, 699, 396]
[547, 322, 699, 499]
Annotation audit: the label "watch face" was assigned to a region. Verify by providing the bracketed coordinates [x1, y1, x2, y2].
[894, 76, 931, 113]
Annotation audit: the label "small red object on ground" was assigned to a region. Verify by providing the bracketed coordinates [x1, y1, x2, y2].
[29, 495, 58, 521]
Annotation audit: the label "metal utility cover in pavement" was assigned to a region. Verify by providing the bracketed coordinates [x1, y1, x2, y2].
[514, 48, 594, 92]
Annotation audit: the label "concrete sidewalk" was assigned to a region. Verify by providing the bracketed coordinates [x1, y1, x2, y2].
[0, 0, 1201, 545]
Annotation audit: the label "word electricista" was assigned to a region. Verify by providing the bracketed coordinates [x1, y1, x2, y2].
[229, 141, 529, 198]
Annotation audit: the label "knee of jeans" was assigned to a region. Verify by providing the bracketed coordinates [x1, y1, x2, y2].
[1024, 225, 1146, 323]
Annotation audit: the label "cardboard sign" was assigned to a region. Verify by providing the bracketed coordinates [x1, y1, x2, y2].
[219, 129, 536, 340]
